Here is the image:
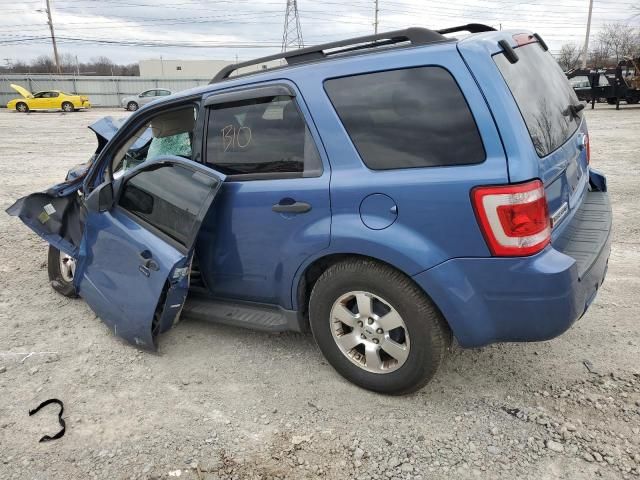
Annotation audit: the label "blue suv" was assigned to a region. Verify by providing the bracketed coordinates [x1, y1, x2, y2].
[8, 25, 612, 394]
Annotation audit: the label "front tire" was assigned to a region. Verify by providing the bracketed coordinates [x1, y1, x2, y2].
[127, 101, 139, 111]
[47, 245, 78, 297]
[16, 102, 28, 113]
[309, 259, 450, 395]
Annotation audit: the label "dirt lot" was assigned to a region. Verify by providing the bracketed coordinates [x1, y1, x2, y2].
[0, 105, 638, 480]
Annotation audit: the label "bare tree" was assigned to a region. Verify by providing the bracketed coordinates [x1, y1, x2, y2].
[30, 55, 56, 73]
[558, 43, 582, 71]
[598, 23, 638, 63]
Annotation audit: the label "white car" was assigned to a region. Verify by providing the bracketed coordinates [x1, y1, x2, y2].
[121, 89, 172, 111]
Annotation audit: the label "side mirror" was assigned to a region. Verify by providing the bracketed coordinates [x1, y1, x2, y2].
[85, 182, 114, 213]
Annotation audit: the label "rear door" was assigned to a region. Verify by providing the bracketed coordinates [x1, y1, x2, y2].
[197, 83, 331, 306]
[74, 156, 225, 348]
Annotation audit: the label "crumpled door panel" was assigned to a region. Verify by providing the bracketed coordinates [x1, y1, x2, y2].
[6, 180, 85, 256]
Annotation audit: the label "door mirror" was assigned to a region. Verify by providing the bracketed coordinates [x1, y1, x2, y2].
[85, 182, 114, 213]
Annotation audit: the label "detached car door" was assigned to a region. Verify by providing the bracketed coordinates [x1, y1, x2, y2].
[75, 156, 224, 348]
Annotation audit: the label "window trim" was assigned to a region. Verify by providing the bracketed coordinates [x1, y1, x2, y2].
[203, 84, 295, 107]
[202, 86, 323, 181]
[322, 65, 487, 171]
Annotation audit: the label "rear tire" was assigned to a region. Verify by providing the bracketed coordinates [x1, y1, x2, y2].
[47, 245, 78, 297]
[309, 259, 450, 395]
[16, 102, 28, 113]
[61, 102, 74, 112]
[127, 101, 139, 111]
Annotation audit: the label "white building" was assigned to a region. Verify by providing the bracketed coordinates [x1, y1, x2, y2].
[139, 59, 234, 78]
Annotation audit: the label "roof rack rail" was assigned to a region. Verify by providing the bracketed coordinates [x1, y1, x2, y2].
[211, 27, 447, 83]
[436, 23, 496, 35]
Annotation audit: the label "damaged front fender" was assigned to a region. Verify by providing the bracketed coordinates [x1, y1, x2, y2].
[6, 179, 85, 257]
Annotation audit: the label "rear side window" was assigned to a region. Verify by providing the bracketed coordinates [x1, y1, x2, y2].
[205, 95, 322, 178]
[119, 163, 217, 247]
[495, 43, 582, 157]
[324, 67, 485, 170]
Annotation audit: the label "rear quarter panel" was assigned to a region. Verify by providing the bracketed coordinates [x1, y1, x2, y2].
[288, 43, 509, 307]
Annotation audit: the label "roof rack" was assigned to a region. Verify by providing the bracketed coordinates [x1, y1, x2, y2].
[210, 24, 495, 84]
[436, 23, 496, 35]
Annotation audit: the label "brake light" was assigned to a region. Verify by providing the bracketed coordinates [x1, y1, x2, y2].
[471, 180, 551, 256]
[585, 133, 590, 164]
[512, 33, 536, 47]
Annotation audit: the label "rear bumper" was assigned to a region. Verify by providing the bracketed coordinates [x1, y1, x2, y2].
[82, 101, 91, 109]
[413, 180, 611, 348]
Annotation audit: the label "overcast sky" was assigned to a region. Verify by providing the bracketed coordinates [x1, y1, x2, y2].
[1, 0, 638, 66]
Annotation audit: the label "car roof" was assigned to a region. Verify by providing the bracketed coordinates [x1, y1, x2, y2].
[159, 25, 516, 105]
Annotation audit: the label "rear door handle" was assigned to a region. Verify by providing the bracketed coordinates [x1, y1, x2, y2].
[272, 201, 312, 214]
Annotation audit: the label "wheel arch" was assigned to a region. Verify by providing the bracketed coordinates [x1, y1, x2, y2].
[292, 252, 451, 335]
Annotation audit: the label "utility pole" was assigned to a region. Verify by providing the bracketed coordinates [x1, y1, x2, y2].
[45, 0, 61, 73]
[374, 0, 379, 34]
[281, 0, 304, 52]
[581, 0, 594, 69]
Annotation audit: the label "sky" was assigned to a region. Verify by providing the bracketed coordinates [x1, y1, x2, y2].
[0, 0, 639, 67]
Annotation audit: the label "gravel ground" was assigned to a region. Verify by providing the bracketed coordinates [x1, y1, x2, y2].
[0, 105, 639, 480]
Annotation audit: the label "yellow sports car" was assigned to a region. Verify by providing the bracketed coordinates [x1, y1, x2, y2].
[7, 84, 91, 113]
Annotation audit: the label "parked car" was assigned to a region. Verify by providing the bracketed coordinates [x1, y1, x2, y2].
[7, 25, 611, 395]
[6, 84, 90, 112]
[121, 89, 172, 111]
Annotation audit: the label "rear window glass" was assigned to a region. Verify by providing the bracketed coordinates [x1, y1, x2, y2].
[495, 43, 582, 157]
[324, 67, 485, 170]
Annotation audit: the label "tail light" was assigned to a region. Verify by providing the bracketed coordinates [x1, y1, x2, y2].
[585, 133, 590, 165]
[471, 179, 551, 256]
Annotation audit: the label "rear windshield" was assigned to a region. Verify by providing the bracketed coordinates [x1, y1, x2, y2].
[495, 42, 582, 157]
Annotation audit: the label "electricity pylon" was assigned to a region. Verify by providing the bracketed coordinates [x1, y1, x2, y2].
[282, 0, 304, 52]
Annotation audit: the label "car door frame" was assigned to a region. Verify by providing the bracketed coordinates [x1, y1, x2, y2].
[84, 95, 206, 193]
[196, 78, 333, 307]
[75, 155, 225, 348]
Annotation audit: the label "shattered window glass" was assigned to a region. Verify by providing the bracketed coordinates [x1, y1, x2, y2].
[111, 106, 196, 179]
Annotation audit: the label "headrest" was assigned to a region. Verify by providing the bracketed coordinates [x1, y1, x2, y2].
[151, 107, 195, 138]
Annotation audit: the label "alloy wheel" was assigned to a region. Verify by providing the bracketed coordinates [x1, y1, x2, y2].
[330, 291, 410, 374]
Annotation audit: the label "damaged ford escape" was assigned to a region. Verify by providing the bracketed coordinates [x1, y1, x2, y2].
[7, 25, 612, 394]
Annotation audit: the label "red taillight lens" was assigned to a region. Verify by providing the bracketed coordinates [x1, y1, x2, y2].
[471, 180, 551, 256]
[585, 133, 590, 165]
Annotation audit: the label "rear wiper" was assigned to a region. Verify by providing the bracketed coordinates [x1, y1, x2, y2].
[564, 103, 585, 119]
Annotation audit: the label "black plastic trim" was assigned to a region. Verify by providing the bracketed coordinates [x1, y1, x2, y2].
[533, 33, 549, 51]
[437, 23, 496, 35]
[204, 84, 295, 107]
[498, 39, 519, 64]
[211, 27, 448, 83]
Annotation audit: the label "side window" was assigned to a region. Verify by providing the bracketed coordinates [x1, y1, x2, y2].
[324, 67, 485, 170]
[111, 106, 196, 179]
[140, 90, 155, 97]
[48, 92, 60, 98]
[118, 163, 218, 247]
[158, 90, 171, 96]
[205, 95, 322, 178]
